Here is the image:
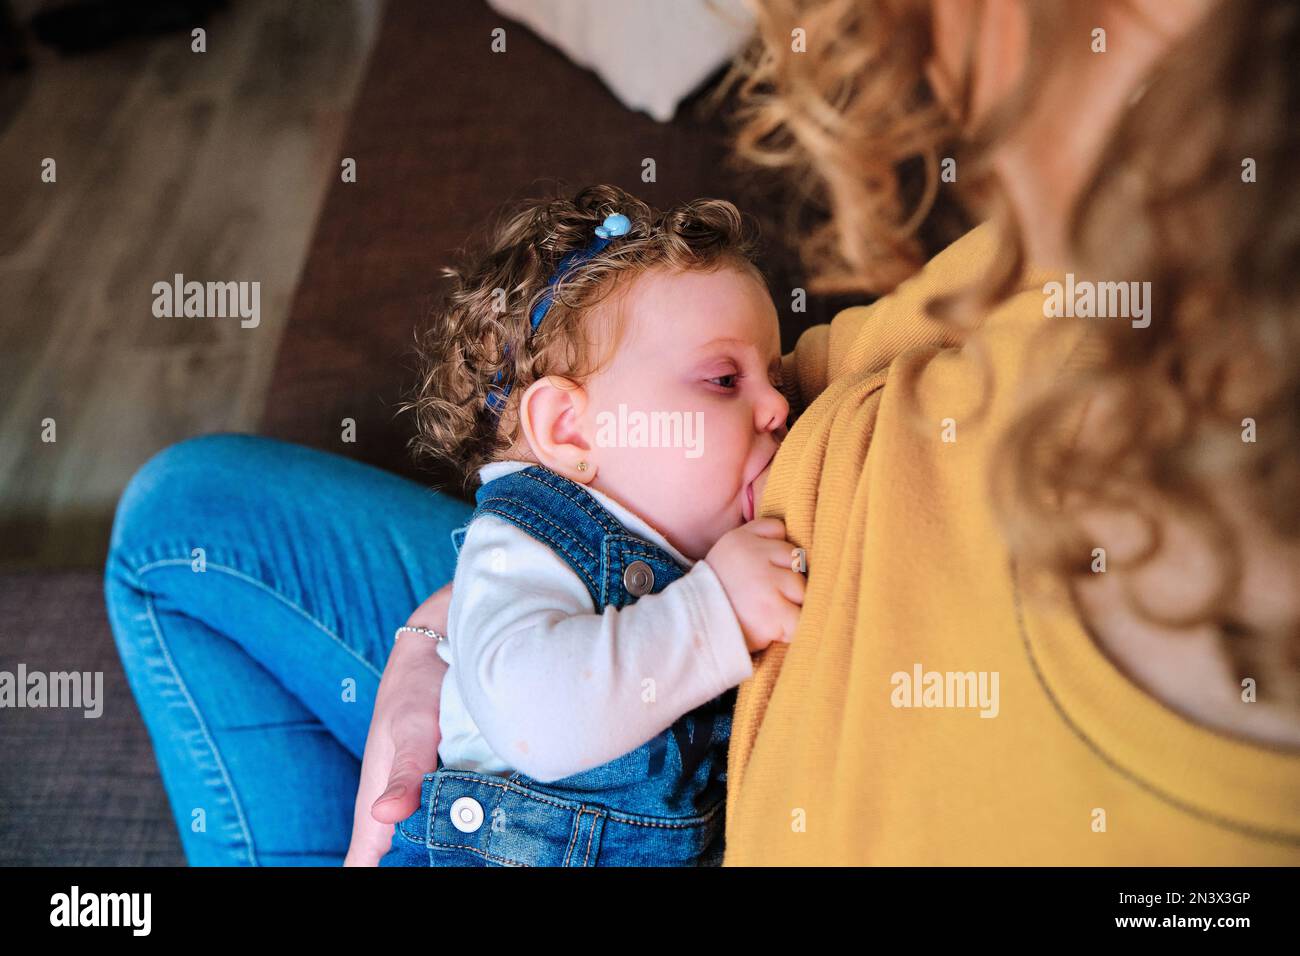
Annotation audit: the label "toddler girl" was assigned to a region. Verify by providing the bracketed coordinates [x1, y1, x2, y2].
[381, 184, 805, 867]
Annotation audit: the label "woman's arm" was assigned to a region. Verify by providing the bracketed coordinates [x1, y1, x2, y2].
[343, 583, 452, 867]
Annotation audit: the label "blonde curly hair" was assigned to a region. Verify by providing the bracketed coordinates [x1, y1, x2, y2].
[405, 183, 766, 493]
[716, 0, 1300, 703]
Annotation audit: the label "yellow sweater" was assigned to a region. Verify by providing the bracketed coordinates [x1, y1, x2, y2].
[726, 223, 1300, 864]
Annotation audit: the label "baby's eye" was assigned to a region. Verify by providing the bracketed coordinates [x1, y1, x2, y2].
[707, 373, 739, 390]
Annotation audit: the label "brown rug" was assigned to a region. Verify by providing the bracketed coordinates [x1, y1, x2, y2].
[0, 569, 184, 865]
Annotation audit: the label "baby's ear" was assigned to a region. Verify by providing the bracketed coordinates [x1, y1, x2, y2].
[518, 376, 594, 483]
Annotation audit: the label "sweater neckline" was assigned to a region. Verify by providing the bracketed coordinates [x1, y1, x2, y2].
[1012, 561, 1300, 847]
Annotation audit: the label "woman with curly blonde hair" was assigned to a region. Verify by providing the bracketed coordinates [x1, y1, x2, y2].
[104, 0, 1300, 868]
[706, 0, 1300, 862]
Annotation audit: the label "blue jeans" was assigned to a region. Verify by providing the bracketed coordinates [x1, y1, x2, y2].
[379, 769, 726, 867]
[104, 434, 473, 866]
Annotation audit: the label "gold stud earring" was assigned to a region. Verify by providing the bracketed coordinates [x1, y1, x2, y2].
[577, 460, 588, 472]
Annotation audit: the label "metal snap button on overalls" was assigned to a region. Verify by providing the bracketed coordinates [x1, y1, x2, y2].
[449, 796, 484, 833]
[623, 560, 654, 596]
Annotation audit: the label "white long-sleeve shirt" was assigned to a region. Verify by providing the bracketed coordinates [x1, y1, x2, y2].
[436, 460, 754, 783]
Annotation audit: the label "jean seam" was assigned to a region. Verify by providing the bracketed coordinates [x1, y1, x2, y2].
[601, 798, 725, 828]
[140, 591, 259, 865]
[430, 844, 529, 867]
[392, 822, 422, 847]
[561, 808, 582, 866]
[476, 501, 599, 565]
[520, 468, 622, 536]
[134, 557, 382, 681]
[437, 772, 585, 812]
[582, 811, 599, 866]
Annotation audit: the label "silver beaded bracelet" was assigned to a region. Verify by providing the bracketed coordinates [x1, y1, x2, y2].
[393, 625, 446, 645]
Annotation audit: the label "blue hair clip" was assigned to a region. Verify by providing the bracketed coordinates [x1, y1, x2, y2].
[595, 213, 631, 240]
[485, 212, 632, 418]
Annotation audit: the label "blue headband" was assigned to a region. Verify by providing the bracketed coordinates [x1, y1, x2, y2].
[485, 212, 632, 418]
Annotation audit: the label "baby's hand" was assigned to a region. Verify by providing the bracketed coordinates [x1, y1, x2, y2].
[704, 517, 804, 653]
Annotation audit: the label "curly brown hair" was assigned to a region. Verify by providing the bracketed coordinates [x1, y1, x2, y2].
[716, 0, 1300, 700]
[405, 184, 767, 493]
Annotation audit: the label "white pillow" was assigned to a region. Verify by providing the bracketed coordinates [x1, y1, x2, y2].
[485, 0, 756, 122]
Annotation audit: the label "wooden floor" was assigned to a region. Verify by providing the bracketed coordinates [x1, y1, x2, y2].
[0, 0, 380, 568]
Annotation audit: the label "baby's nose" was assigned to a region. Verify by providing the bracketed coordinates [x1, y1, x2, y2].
[761, 403, 788, 435]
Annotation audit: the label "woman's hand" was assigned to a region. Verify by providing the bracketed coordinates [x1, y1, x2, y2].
[343, 581, 454, 866]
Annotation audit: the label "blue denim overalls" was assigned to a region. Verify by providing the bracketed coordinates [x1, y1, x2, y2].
[380, 465, 735, 867]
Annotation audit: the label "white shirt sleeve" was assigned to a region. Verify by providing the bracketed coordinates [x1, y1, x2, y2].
[444, 514, 754, 783]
